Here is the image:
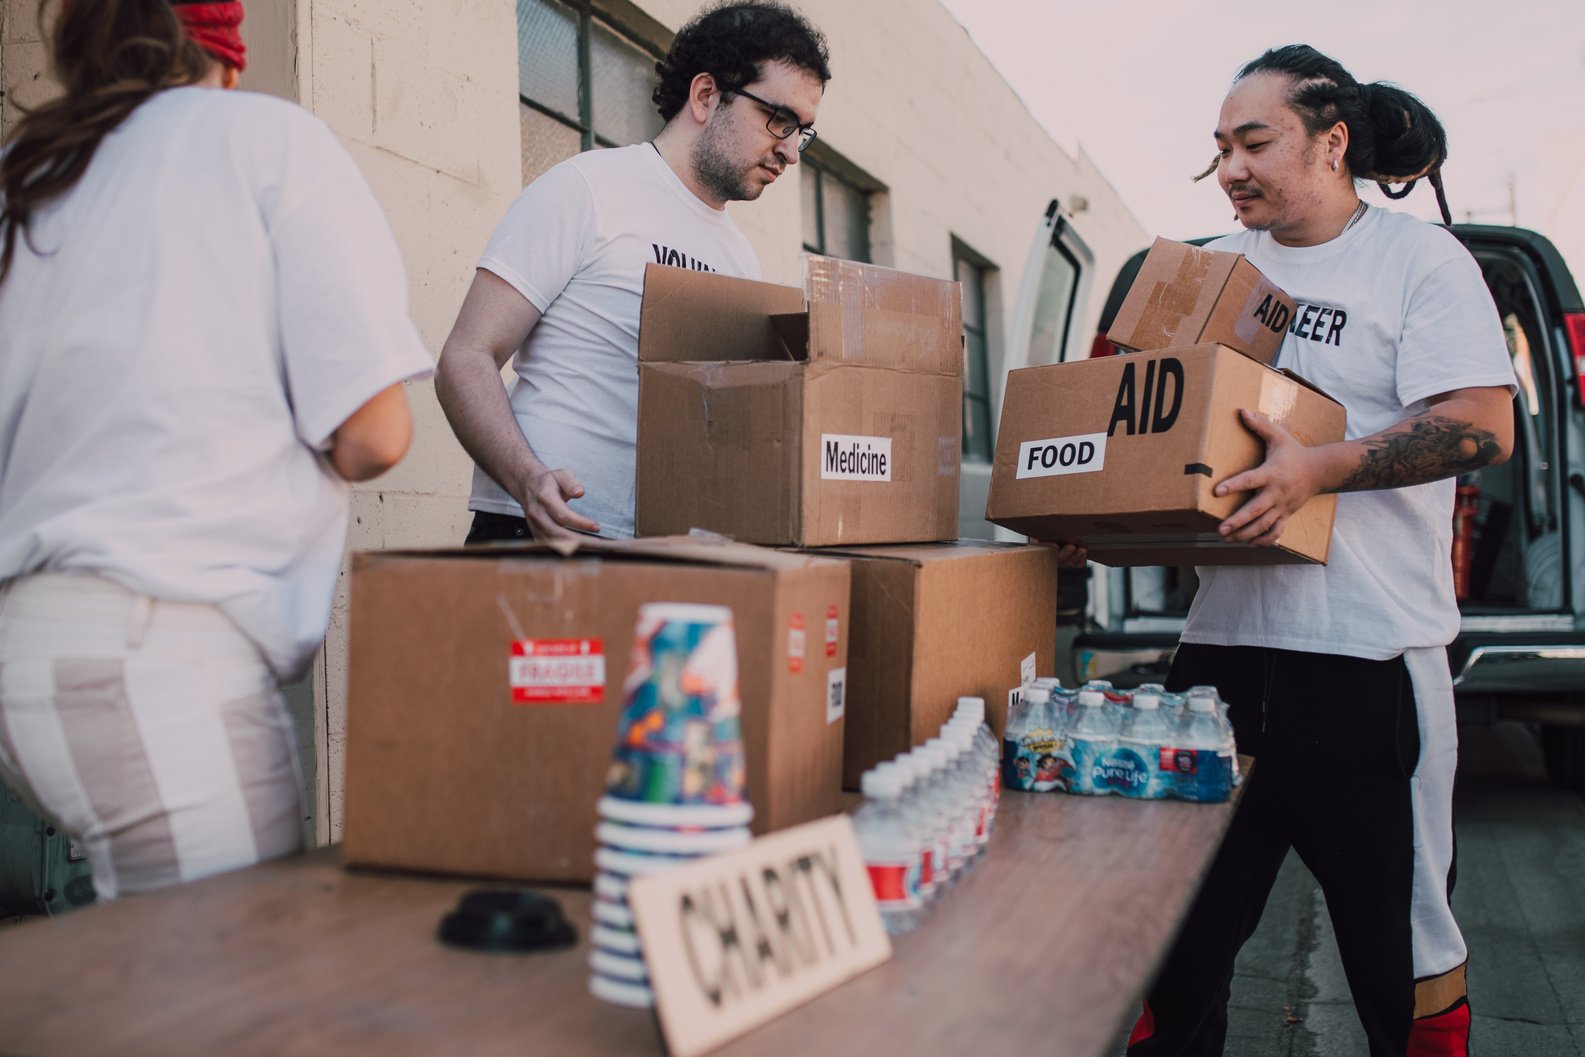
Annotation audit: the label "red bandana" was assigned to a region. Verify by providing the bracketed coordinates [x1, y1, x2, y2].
[173, 2, 247, 72]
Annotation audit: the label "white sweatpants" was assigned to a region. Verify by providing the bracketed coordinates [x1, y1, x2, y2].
[0, 573, 305, 900]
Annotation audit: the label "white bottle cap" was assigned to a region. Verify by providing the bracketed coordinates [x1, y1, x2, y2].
[1086, 680, 1114, 689]
[944, 722, 974, 748]
[955, 702, 987, 725]
[956, 695, 985, 717]
[1032, 677, 1063, 690]
[1077, 689, 1105, 707]
[876, 761, 909, 788]
[893, 751, 927, 779]
[862, 768, 902, 799]
[1134, 693, 1161, 711]
[1188, 693, 1217, 713]
[1023, 686, 1052, 705]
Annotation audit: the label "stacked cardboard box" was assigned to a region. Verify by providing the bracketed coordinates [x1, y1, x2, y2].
[986, 239, 1347, 567]
[341, 536, 850, 883]
[634, 256, 1061, 787]
[820, 541, 1061, 788]
[635, 257, 962, 548]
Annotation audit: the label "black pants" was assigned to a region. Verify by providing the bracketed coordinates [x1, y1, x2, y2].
[463, 510, 532, 544]
[1127, 643, 1444, 1057]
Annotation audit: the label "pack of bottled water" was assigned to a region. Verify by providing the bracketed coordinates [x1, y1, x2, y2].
[851, 696, 1001, 936]
[1002, 679, 1239, 802]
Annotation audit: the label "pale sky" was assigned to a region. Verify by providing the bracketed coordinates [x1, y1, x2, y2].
[940, 0, 1585, 279]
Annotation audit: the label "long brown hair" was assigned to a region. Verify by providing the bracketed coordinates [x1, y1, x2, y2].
[0, 0, 214, 284]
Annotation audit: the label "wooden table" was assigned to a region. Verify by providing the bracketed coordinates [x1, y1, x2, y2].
[0, 782, 1246, 1057]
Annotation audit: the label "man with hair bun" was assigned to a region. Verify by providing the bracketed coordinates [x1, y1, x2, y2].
[1124, 45, 1517, 1057]
[437, 1, 830, 543]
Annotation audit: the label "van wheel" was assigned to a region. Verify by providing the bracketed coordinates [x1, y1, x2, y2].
[1540, 726, 1585, 792]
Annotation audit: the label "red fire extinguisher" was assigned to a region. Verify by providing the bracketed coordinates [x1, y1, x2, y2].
[1452, 476, 1481, 601]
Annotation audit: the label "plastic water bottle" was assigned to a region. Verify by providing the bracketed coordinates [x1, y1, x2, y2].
[882, 760, 936, 905]
[855, 768, 922, 933]
[897, 749, 957, 886]
[1115, 691, 1173, 798]
[1171, 691, 1235, 802]
[925, 738, 978, 874]
[953, 697, 1002, 833]
[1002, 685, 1044, 791]
[1068, 689, 1118, 796]
[945, 719, 992, 853]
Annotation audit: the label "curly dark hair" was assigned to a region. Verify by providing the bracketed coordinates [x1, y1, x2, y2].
[652, 2, 830, 121]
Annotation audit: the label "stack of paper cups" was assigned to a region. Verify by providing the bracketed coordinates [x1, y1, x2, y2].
[589, 602, 753, 1008]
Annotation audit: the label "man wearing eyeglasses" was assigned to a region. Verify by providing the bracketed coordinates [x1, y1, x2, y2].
[437, 1, 830, 542]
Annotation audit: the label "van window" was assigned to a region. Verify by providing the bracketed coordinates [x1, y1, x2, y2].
[1026, 236, 1082, 366]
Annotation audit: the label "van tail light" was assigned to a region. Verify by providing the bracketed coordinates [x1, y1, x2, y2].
[1089, 331, 1119, 358]
[1569, 313, 1585, 405]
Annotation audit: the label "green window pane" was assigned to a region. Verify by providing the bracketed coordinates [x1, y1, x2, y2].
[590, 21, 663, 146]
[820, 171, 870, 262]
[518, 0, 579, 118]
[801, 166, 823, 252]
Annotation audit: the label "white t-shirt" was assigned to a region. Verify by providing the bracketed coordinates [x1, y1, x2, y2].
[0, 88, 433, 679]
[1181, 207, 1517, 659]
[471, 143, 761, 538]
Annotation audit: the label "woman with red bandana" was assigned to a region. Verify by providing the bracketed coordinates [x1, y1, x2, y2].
[0, 1, 432, 899]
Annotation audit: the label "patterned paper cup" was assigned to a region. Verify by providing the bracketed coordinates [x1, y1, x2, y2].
[602, 603, 747, 809]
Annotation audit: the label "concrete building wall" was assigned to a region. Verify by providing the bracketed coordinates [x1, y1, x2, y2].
[0, 0, 1148, 844]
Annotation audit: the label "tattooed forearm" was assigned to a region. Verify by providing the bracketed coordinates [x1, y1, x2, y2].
[1330, 414, 1503, 493]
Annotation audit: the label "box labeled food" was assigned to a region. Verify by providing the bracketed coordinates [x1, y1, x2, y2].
[342, 536, 850, 883]
[1107, 238, 1298, 365]
[635, 257, 962, 547]
[985, 343, 1347, 567]
[807, 541, 1060, 788]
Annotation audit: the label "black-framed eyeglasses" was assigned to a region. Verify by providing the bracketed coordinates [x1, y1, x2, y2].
[729, 87, 817, 153]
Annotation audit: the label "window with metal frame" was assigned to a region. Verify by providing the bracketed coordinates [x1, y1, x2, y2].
[954, 248, 996, 462]
[516, 0, 665, 186]
[801, 158, 872, 263]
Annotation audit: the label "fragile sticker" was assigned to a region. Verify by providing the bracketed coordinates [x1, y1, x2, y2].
[827, 667, 847, 724]
[821, 434, 892, 482]
[788, 613, 806, 674]
[1015, 432, 1107, 479]
[509, 639, 605, 704]
[825, 604, 840, 658]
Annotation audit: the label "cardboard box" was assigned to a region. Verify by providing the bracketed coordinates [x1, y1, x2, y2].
[635, 257, 962, 547]
[985, 343, 1347, 567]
[341, 536, 851, 883]
[812, 541, 1060, 788]
[1107, 238, 1297, 365]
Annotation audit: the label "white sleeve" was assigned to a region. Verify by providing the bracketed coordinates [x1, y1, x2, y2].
[270, 123, 434, 451]
[1395, 251, 1518, 408]
[476, 159, 595, 312]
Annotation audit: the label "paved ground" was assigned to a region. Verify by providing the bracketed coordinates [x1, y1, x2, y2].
[1113, 720, 1585, 1055]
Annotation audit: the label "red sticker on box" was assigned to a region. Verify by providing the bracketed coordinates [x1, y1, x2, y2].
[824, 604, 840, 658]
[788, 613, 806, 674]
[509, 639, 605, 704]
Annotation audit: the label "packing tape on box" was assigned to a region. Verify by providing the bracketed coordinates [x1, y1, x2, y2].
[1257, 371, 1299, 426]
